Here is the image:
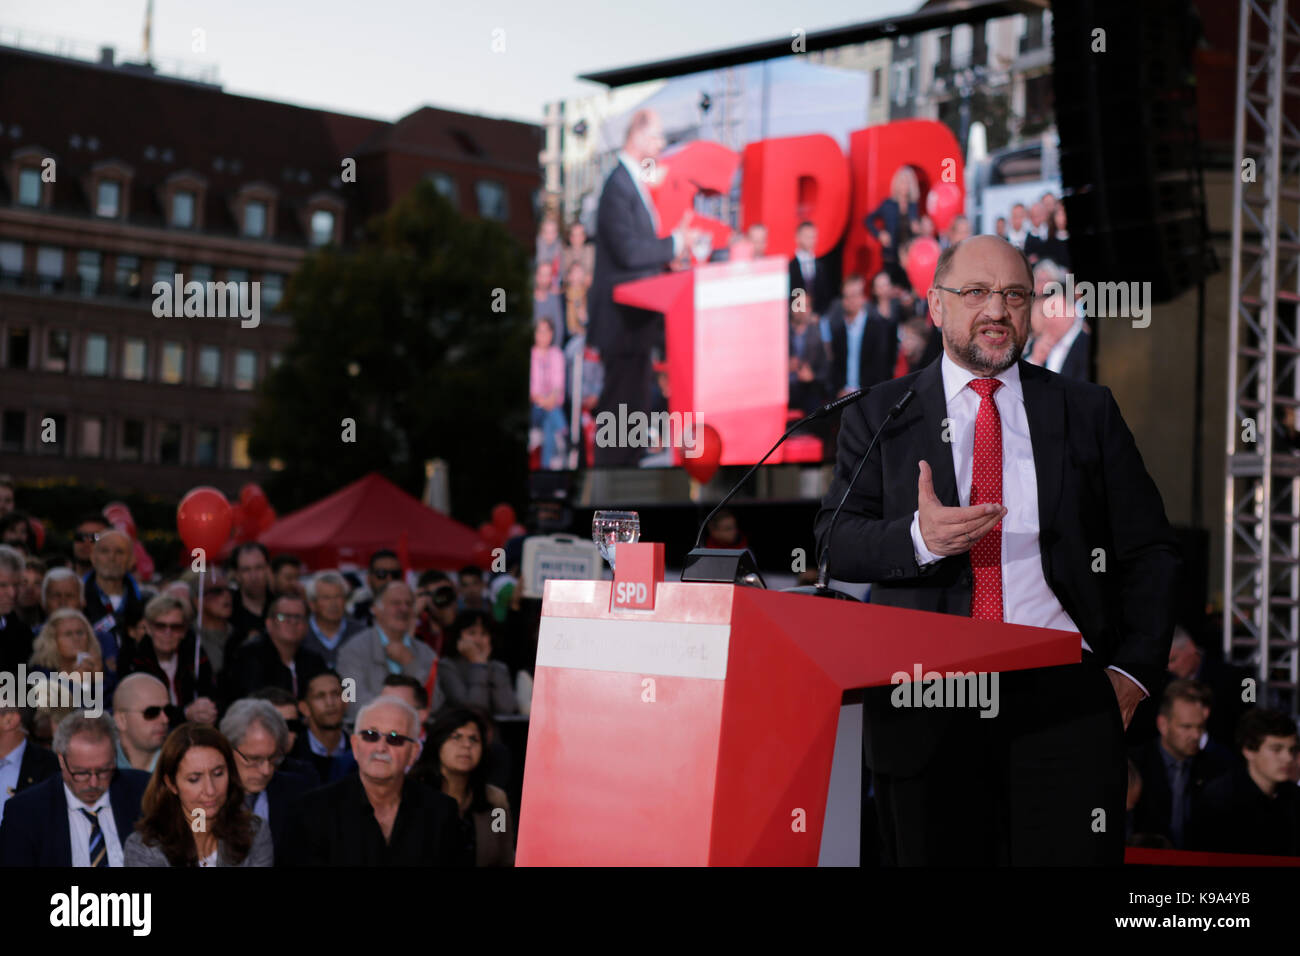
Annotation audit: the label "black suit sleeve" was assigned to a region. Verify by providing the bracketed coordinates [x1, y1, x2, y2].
[0, 790, 42, 865]
[1097, 388, 1182, 690]
[279, 794, 326, 867]
[813, 400, 927, 583]
[597, 172, 674, 273]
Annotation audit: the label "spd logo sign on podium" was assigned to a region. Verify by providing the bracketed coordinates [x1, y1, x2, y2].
[611, 542, 665, 612]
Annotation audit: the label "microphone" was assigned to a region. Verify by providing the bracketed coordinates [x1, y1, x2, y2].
[791, 388, 917, 600]
[680, 388, 873, 585]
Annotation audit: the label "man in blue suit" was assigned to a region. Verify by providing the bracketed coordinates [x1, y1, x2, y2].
[0, 711, 149, 867]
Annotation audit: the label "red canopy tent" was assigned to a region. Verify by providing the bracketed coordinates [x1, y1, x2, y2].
[254, 472, 483, 571]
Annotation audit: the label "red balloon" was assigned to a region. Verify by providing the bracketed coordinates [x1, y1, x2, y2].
[255, 508, 276, 534]
[492, 503, 516, 533]
[925, 182, 963, 234]
[28, 517, 45, 551]
[103, 501, 136, 539]
[904, 237, 942, 298]
[471, 540, 493, 569]
[177, 487, 233, 557]
[683, 424, 723, 484]
[239, 483, 270, 518]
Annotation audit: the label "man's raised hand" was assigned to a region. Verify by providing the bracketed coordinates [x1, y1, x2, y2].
[916, 459, 1006, 557]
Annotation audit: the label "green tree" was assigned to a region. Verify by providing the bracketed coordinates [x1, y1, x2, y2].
[248, 181, 531, 523]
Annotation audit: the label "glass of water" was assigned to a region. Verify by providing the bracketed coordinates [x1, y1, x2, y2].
[592, 510, 640, 570]
[692, 232, 713, 265]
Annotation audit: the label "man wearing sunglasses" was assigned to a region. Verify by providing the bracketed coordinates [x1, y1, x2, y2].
[281, 696, 468, 866]
[70, 513, 109, 579]
[815, 235, 1179, 866]
[0, 711, 149, 866]
[111, 673, 170, 772]
[349, 550, 405, 628]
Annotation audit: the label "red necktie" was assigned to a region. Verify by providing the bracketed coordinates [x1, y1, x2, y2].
[968, 378, 1003, 621]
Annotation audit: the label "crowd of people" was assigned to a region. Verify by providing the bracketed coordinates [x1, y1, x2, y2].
[0, 482, 534, 866]
[528, 169, 1089, 471]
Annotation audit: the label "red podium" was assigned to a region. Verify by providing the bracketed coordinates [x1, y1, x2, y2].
[516, 544, 1080, 866]
[613, 257, 822, 464]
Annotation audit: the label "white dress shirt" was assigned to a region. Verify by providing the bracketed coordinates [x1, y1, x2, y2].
[908, 354, 1146, 694]
[1045, 315, 1085, 375]
[65, 782, 125, 867]
[616, 151, 682, 257]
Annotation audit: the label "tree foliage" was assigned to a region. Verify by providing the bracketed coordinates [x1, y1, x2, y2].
[248, 181, 531, 522]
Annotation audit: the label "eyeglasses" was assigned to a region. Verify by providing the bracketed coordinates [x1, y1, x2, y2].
[934, 285, 1034, 309]
[431, 589, 456, 608]
[273, 613, 307, 623]
[125, 705, 168, 721]
[234, 747, 284, 769]
[372, 569, 402, 581]
[357, 729, 416, 747]
[74, 531, 103, 543]
[149, 620, 187, 634]
[62, 760, 115, 783]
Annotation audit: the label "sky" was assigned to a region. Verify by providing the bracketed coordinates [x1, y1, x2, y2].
[5, 0, 917, 124]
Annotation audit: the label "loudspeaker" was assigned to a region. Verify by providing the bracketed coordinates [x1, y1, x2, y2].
[1052, 0, 1218, 304]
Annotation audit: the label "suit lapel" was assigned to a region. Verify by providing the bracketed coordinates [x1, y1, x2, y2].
[53, 778, 72, 866]
[1018, 360, 1064, 538]
[913, 358, 960, 507]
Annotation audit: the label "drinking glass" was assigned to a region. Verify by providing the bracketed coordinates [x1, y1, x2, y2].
[592, 510, 640, 570]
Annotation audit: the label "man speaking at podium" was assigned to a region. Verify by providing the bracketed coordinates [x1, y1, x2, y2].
[815, 235, 1180, 865]
[587, 108, 692, 466]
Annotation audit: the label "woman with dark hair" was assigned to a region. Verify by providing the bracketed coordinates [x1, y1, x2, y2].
[0, 510, 36, 554]
[436, 610, 517, 716]
[413, 707, 514, 866]
[124, 723, 272, 867]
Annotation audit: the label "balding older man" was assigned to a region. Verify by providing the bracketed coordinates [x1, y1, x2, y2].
[337, 581, 442, 725]
[83, 529, 145, 692]
[111, 673, 170, 772]
[815, 235, 1180, 865]
[280, 696, 468, 866]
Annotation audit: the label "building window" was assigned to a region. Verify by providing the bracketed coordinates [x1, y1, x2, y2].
[1020, 11, 1046, 53]
[310, 209, 334, 246]
[195, 426, 219, 466]
[475, 181, 508, 221]
[6, 328, 29, 369]
[80, 418, 104, 458]
[115, 254, 141, 296]
[1, 411, 24, 451]
[83, 333, 108, 376]
[226, 268, 249, 285]
[96, 180, 121, 218]
[189, 263, 213, 285]
[269, 351, 283, 371]
[77, 250, 102, 295]
[0, 240, 22, 284]
[37, 413, 66, 456]
[231, 430, 252, 469]
[261, 274, 283, 310]
[233, 350, 257, 390]
[159, 423, 182, 464]
[161, 342, 185, 384]
[972, 22, 988, 66]
[36, 246, 64, 292]
[120, 420, 145, 462]
[197, 346, 221, 386]
[171, 190, 196, 228]
[123, 338, 147, 380]
[153, 258, 176, 293]
[45, 329, 70, 372]
[872, 68, 883, 102]
[428, 172, 458, 208]
[243, 200, 268, 238]
[18, 168, 41, 207]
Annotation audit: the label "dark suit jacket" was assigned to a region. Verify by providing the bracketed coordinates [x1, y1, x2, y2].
[813, 357, 1181, 775]
[1189, 767, 1300, 855]
[82, 574, 144, 690]
[789, 256, 836, 318]
[263, 768, 315, 863]
[1058, 328, 1091, 381]
[0, 768, 150, 866]
[0, 613, 34, 679]
[1129, 738, 1233, 845]
[14, 740, 59, 794]
[278, 771, 470, 867]
[826, 300, 902, 394]
[223, 635, 326, 702]
[587, 160, 675, 357]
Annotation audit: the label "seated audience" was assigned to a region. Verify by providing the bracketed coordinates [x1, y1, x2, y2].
[270, 555, 304, 599]
[187, 567, 234, 676]
[0, 701, 59, 826]
[414, 572, 459, 657]
[437, 610, 517, 716]
[289, 670, 356, 783]
[0, 545, 35, 679]
[112, 673, 171, 772]
[249, 685, 318, 781]
[125, 594, 219, 727]
[379, 674, 432, 741]
[302, 571, 364, 667]
[41, 566, 85, 617]
[124, 723, 272, 866]
[339, 581, 441, 724]
[82, 530, 144, 691]
[0, 711, 150, 866]
[223, 593, 326, 701]
[18, 556, 44, 629]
